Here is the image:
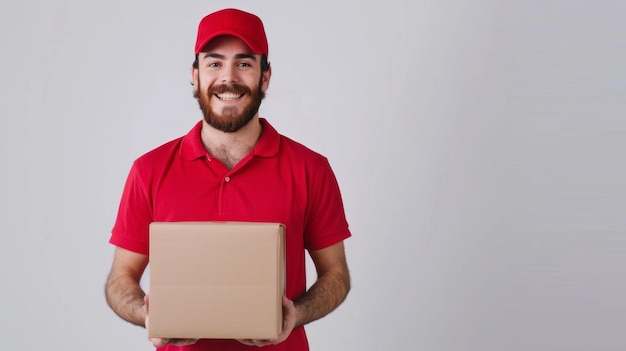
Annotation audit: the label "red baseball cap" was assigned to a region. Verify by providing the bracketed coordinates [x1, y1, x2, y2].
[194, 8, 269, 56]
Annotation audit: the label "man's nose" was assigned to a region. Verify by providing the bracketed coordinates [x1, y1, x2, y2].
[220, 65, 238, 83]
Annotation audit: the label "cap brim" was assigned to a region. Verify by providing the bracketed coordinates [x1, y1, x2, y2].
[195, 31, 264, 55]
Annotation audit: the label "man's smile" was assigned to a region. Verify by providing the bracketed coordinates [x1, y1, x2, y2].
[215, 92, 244, 100]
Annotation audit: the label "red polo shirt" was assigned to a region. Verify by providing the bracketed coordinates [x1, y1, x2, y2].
[109, 118, 351, 351]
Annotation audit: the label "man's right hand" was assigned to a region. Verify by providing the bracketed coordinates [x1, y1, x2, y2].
[144, 295, 199, 348]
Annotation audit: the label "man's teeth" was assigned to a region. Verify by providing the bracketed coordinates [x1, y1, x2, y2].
[216, 92, 243, 100]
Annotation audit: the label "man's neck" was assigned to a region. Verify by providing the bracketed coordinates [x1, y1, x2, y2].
[200, 117, 262, 170]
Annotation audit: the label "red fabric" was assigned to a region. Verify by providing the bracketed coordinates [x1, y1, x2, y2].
[156, 332, 307, 351]
[110, 118, 351, 351]
[194, 8, 268, 55]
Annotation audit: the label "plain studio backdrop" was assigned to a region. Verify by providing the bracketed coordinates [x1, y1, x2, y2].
[1, 0, 624, 350]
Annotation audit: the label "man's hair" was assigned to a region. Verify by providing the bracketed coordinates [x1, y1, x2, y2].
[192, 54, 271, 72]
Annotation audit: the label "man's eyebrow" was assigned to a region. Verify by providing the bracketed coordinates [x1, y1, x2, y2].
[201, 53, 257, 61]
[234, 53, 257, 61]
[202, 53, 225, 60]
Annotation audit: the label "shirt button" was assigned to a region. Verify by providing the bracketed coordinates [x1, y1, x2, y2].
[224, 176, 231, 182]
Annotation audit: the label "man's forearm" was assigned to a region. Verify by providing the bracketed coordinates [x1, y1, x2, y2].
[105, 274, 147, 327]
[294, 269, 351, 328]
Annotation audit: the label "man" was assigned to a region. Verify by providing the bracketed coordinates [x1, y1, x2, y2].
[104, 8, 351, 351]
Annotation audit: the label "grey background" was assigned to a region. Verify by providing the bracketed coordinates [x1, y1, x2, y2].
[1, 0, 625, 350]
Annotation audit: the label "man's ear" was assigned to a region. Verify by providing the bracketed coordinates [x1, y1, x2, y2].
[261, 66, 272, 91]
[191, 68, 199, 87]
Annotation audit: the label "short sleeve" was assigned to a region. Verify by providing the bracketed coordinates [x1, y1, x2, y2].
[303, 158, 351, 251]
[109, 160, 153, 255]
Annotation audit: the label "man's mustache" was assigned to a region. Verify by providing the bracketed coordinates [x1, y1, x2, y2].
[208, 84, 251, 95]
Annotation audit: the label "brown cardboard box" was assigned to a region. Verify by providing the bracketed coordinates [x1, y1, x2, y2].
[148, 221, 285, 340]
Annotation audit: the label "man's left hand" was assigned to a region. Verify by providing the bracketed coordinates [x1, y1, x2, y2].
[237, 296, 298, 347]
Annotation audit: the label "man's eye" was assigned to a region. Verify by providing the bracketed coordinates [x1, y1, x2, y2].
[208, 62, 220, 68]
[238, 62, 251, 67]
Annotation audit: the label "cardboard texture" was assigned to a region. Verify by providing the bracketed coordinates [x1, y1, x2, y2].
[148, 221, 285, 340]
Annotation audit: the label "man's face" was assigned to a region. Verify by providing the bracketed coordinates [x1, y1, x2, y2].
[193, 36, 271, 133]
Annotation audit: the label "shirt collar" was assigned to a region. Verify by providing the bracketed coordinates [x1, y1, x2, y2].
[179, 118, 280, 161]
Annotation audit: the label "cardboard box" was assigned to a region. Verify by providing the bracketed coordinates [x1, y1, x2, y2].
[148, 221, 285, 340]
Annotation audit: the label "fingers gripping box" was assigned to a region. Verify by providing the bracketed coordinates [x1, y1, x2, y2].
[148, 221, 285, 340]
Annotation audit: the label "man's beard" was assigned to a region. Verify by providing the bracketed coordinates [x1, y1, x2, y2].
[194, 76, 265, 133]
